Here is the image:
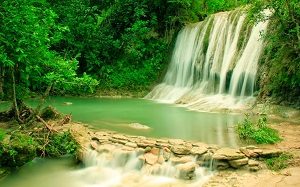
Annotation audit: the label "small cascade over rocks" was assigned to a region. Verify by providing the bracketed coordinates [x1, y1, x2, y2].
[67, 123, 283, 187]
[145, 10, 270, 111]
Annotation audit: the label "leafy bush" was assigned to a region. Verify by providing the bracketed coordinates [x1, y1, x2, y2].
[45, 131, 78, 157]
[265, 153, 293, 171]
[0, 132, 37, 167]
[0, 129, 6, 142]
[237, 115, 282, 144]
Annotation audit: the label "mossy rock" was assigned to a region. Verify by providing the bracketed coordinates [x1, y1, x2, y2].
[0, 133, 37, 167]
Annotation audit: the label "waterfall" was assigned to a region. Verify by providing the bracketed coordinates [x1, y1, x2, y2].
[145, 10, 269, 111]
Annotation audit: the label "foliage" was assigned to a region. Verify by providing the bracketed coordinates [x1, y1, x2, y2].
[0, 129, 6, 142]
[0, 0, 98, 102]
[265, 153, 293, 171]
[44, 131, 78, 157]
[249, 0, 300, 104]
[237, 115, 282, 144]
[0, 132, 38, 167]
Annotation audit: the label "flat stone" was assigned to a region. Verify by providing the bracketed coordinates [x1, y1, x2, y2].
[90, 141, 98, 150]
[112, 134, 128, 140]
[213, 148, 245, 160]
[110, 138, 128, 145]
[260, 149, 282, 157]
[169, 139, 185, 145]
[150, 147, 160, 155]
[190, 146, 207, 155]
[144, 152, 158, 165]
[125, 142, 137, 148]
[248, 159, 259, 167]
[97, 144, 116, 153]
[249, 166, 259, 172]
[171, 144, 192, 155]
[176, 162, 197, 180]
[229, 157, 249, 168]
[170, 156, 193, 165]
[214, 160, 230, 170]
[137, 139, 156, 147]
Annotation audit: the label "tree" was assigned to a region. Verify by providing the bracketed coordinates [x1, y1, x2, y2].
[0, 0, 98, 123]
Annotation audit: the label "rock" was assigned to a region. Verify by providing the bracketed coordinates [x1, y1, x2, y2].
[162, 147, 171, 161]
[144, 152, 158, 165]
[125, 142, 137, 148]
[191, 146, 207, 155]
[249, 166, 260, 172]
[128, 123, 151, 130]
[137, 139, 156, 147]
[248, 159, 259, 167]
[135, 148, 145, 156]
[144, 147, 152, 153]
[97, 144, 116, 153]
[176, 162, 197, 180]
[158, 155, 165, 164]
[214, 160, 230, 170]
[229, 158, 249, 168]
[213, 148, 245, 160]
[90, 141, 98, 150]
[150, 147, 160, 155]
[260, 149, 282, 157]
[110, 138, 128, 145]
[91, 136, 100, 141]
[246, 145, 258, 150]
[170, 156, 193, 165]
[171, 144, 192, 155]
[112, 134, 128, 140]
[169, 139, 185, 145]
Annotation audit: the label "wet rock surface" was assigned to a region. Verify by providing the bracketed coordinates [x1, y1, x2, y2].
[67, 122, 285, 181]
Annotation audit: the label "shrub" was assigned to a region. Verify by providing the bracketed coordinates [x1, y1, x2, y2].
[237, 115, 282, 144]
[265, 153, 293, 171]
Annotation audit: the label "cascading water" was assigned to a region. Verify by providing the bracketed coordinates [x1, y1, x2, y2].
[145, 10, 270, 111]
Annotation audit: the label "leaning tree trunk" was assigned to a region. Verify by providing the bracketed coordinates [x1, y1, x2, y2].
[11, 67, 24, 123]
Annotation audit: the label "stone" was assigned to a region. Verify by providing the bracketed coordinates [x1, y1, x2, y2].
[110, 138, 128, 145]
[125, 142, 137, 148]
[169, 139, 185, 145]
[144, 146, 152, 153]
[214, 160, 230, 170]
[150, 147, 160, 155]
[249, 166, 260, 172]
[135, 148, 145, 156]
[90, 141, 98, 150]
[144, 152, 158, 165]
[176, 162, 197, 180]
[137, 139, 156, 147]
[112, 134, 128, 140]
[97, 144, 116, 153]
[213, 148, 246, 160]
[170, 156, 193, 165]
[162, 148, 171, 161]
[157, 155, 165, 164]
[229, 158, 249, 168]
[171, 144, 192, 155]
[260, 149, 282, 157]
[248, 159, 259, 167]
[190, 146, 207, 155]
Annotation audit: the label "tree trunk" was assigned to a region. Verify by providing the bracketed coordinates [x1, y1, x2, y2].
[11, 67, 24, 123]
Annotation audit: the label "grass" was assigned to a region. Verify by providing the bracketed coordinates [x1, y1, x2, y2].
[265, 153, 293, 171]
[0, 128, 6, 142]
[236, 114, 282, 144]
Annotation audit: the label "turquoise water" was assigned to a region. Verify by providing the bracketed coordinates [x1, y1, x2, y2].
[39, 97, 242, 147]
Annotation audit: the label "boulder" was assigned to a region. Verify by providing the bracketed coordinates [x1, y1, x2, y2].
[125, 142, 137, 148]
[214, 160, 230, 170]
[170, 156, 193, 165]
[213, 148, 245, 160]
[229, 158, 249, 168]
[171, 144, 192, 155]
[90, 141, 98, 150]
[191, 146, 207, 155]
[144, 152, 158, 165]
[137, 139, 156, 147]
[176, 162, 197, 180]
[169, 139, 185, 145]
[248, 159, 259, 167]
[260, 149, 282, 157]
[150, 147, 160, 155]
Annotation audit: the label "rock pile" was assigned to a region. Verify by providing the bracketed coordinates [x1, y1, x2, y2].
[69, 123, 283, 180]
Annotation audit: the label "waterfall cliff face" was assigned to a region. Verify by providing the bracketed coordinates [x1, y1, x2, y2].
[145, 10, 269, 111]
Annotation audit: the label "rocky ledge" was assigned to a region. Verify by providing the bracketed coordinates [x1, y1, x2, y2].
[67, 123, 283, 180]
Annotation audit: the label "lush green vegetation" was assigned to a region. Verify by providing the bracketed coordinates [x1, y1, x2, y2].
[265, 153, 293, 171]
[237, 115, 282, 144]
[250, 0, 300, 105]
